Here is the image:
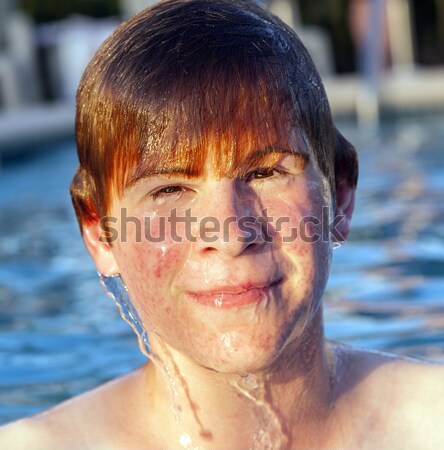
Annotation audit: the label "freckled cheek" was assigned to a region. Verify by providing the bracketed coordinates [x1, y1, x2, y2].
[114, 237, 189, 320]
[265, 201, 316, 250]
[267, 182, 326, 238]
[152, 244, 187, 280]
[141, 212, 198, 245]
[265, 198, 328, 289]
[256, 332, 275, 352]
[117, 210, 192, 244]
[115, 212, 192, 273]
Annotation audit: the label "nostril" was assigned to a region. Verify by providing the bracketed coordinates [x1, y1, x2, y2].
[245, 241, 263, 253]
[201, 245, 218, 254]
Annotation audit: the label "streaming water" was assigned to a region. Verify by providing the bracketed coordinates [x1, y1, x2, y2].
[99, 274, 151, 356]
[234, 374, 289, 450]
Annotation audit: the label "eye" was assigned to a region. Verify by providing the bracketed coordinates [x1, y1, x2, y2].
[151, 185, 185, 201]
[246, 167, 281, 182]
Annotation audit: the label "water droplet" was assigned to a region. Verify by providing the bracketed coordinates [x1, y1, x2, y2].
[220, 333, 234, 353]
[331, 240, 343, 250]
[179, 433, 192, 448]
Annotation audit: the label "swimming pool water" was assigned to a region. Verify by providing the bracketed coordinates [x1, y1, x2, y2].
[1, 116, 444, 424]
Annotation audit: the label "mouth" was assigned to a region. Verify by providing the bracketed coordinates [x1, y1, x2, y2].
[186, 278, 282, 309]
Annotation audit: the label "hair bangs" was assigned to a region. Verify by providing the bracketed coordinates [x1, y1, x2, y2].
[127, 56, 308, 187]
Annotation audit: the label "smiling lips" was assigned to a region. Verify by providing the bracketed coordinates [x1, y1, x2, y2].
[186, 279, 281, 308]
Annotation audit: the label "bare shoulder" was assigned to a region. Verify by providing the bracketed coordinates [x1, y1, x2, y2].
[0, 366, 146, 450]
[332, 342, 444, 448]
[0, 416, 64, 450]
[349, 346, 444, 413]
[389, 355, 444, 448]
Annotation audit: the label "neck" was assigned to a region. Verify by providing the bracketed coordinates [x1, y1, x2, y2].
[138, 310, 338, 449]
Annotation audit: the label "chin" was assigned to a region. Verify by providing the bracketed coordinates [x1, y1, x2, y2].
[202, 314, 321, 377]
[202, 352, 275, 376]
[183, 329, 286, 376]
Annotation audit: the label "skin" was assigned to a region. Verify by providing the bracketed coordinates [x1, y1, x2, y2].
[1, 134, 444, 449]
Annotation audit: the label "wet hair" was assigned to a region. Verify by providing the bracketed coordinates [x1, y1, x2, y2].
[70, 0, 358, 231]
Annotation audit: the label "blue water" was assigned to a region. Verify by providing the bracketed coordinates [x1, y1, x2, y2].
[1, 116, 444, 424]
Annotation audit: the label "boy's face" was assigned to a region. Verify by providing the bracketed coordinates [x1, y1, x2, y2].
[85, 128, 345, 374]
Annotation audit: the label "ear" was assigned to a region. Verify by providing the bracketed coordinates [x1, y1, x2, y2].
[82, 218, 119, 276]
[332, 180, 356, 242]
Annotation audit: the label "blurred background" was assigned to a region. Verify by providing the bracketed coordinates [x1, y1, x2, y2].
[1, 0, 444, 424]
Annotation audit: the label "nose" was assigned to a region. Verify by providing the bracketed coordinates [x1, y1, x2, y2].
[193, 179, 266, 257]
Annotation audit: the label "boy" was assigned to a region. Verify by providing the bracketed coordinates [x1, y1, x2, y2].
[1, 1, 443, 448]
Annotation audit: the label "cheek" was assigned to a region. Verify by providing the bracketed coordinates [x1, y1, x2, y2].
[115, 241, 189, 336]
[114, 236, 190, 319]
[263, 188, 331, 296]
[262, 181, 328, 252]
[124, 243, 185, 282]
[153, 246, 181, 279]
[115, 211, 192, 281]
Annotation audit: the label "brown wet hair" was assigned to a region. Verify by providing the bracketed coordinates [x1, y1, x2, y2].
[70, 0, 358, 232]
